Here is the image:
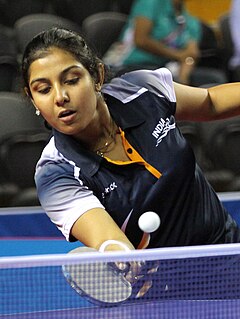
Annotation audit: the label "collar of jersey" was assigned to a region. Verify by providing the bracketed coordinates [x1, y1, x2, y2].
[102, 77, 148, 105]
[53, 79, 150, 176]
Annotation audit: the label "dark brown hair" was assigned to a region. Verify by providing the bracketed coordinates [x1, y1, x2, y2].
[22, 27, 106, 94]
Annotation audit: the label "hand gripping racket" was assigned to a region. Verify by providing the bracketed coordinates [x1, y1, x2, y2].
[62, 245, 133, 306]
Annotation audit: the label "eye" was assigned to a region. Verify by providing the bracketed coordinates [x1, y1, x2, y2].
[38, 86, 51, 94]
[65, 77, 79, 85]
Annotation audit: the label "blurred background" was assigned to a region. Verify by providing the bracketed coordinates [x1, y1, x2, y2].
[0, 0, 240, 209]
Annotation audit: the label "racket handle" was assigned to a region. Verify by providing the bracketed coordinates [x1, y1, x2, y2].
[99, 240, 131, 252]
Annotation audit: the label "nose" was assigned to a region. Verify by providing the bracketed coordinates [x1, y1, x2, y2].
[54, 86, 69, 106]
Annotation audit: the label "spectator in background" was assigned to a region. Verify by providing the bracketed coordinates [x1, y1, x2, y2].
[229, 0, 240, 81]
[104, 0, 226, 86]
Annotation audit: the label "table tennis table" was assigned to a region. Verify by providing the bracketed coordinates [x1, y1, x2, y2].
[0, 192, 240, 318]
[1, 300, 240, 319]
[0, 244, 240, 319]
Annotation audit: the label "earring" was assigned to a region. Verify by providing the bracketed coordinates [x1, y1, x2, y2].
[35, 108, 40, 116]
[95, 89, 102, 99]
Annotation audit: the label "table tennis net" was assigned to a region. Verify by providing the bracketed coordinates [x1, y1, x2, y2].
[1, 244, 240, 319]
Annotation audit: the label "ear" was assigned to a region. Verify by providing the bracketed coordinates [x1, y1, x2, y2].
[95, 63, 105, 91]
[24, 87, 30, 98]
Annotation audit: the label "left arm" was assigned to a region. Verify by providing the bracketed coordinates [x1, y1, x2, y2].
[174, 82, 240, 121]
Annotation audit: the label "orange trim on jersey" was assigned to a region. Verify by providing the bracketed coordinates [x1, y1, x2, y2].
[105, 129, 162, 179]
[137, 232, 150, 249]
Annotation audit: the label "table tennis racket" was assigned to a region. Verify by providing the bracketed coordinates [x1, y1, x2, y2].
[62, 246, 132, 306]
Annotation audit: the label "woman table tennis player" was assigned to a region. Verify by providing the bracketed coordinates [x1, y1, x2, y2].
[22, 27, 240, 255]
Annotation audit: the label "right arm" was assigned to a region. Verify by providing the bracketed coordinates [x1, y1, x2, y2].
[71, 207, 135, 252]
[35, 147, 135, 253]
[71, 208, 145, 284]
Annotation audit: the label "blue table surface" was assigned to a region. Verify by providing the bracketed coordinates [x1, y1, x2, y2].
[0, 239, 81, 257]
[0, 193, 240, 257]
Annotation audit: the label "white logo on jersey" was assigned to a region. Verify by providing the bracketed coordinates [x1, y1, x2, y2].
[101, 182, 117, 198]
[152, 117, 176, 146]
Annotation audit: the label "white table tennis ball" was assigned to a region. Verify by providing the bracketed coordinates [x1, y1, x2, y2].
[138, 211, 161, 233]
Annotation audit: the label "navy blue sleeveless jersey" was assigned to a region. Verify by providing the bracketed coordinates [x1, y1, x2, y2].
[35, 68, 240, 247]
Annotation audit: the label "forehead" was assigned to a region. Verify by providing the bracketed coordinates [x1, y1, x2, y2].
[29, 47, 85, 80]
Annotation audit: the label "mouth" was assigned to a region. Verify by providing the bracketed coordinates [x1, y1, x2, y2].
[58, 109, 76, 118]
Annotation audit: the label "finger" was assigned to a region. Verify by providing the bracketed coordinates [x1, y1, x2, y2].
[125, 261, 145, 283]
[114, 261, 129, 272]
[136, 280, 153, 298]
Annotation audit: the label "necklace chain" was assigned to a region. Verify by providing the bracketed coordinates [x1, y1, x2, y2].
[95, 118, 117, 157]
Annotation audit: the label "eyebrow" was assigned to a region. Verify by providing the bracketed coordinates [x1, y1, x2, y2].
[30, 65, 82, 86]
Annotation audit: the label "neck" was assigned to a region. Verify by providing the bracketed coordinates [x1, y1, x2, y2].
[94, 116, 119, 157]
[74, 100, 118, 154]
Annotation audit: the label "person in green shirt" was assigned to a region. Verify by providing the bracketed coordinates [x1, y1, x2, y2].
[104, 0, 225, 86]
